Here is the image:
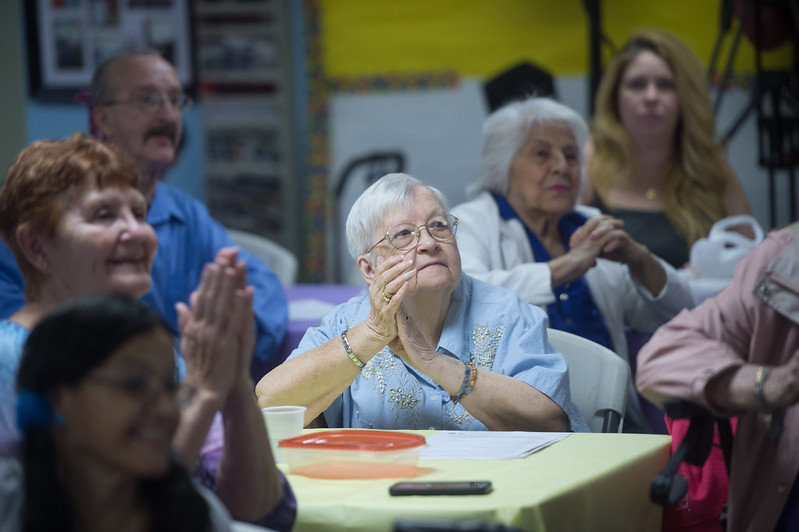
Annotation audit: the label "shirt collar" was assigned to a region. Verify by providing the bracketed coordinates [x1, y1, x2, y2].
[757, 231, 799, 324]
[146, 182, 186, 226]
[492, 193, 588, 257]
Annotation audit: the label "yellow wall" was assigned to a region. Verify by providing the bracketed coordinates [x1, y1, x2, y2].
[321, 0, 792, 78]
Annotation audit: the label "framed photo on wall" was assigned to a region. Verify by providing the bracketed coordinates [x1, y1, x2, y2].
[25, 0, 195, 102]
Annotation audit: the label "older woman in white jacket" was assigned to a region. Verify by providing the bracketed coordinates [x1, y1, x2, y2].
[451, 97, 694, 432]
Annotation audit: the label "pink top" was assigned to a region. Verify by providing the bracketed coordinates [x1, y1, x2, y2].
[637, 224, 799, 532]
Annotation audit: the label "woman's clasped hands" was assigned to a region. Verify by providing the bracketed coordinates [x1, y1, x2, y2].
[566, 215, 627, 272]
[570, 215, 666, 295]
[176, 246, 255, 407]
[366, 254, 414, 342]
[367, 253, 438, 369]
[367, 253, 435, 367]
[569, 215, 647, 266]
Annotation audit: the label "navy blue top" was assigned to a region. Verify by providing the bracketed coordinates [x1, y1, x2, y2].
[493, 194, 614, 351]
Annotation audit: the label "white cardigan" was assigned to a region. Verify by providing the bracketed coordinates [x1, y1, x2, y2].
[452, 193, 695, 430]
[452, 192, 694, 361]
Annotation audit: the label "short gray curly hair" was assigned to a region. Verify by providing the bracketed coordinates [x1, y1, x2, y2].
[346, 173, 449, 259]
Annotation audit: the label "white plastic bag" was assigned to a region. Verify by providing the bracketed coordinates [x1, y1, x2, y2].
[690, 215, 764, 279]
[685, 215, 765, 304]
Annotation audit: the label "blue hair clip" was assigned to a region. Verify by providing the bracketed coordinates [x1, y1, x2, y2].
[16, 390, 57, 435]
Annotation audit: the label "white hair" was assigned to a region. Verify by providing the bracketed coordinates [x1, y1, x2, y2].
[469, 97, 589, 198]
[346, 173, 449, 259]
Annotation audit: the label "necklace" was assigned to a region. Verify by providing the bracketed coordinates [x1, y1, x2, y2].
[644, 188, 657, 200]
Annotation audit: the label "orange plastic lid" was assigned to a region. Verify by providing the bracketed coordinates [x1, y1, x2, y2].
[278, 430, 425, 451]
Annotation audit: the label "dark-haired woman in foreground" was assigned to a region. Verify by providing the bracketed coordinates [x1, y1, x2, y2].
[1, 292, 247, 531]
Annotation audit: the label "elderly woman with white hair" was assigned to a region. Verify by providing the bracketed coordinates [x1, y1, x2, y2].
[451, 97, 694, 432]
[256, 173, 588, 432]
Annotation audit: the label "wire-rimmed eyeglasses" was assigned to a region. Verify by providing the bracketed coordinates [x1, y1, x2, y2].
[365, 214, 459, 253]
[102, 92, 193, 114]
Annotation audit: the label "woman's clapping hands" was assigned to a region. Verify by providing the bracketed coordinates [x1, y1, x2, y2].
[176, 247, 255, 404]
[363, 252, 437, 369]
[365, 254, 415, 344]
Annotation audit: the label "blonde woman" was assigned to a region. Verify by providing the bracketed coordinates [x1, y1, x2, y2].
[582, 29, 752, 269]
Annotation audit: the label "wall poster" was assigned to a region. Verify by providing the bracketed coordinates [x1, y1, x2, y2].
[25, 0, 194, 101]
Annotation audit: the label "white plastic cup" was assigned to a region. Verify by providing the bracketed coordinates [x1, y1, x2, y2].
[261, 405, 306, 464]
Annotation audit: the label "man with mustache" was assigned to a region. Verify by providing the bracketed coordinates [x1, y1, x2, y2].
[0, 49, 289, 378]
[0, 49, 298, 529]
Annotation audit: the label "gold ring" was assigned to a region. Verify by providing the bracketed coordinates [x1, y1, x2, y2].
[382, 292, 393, 303]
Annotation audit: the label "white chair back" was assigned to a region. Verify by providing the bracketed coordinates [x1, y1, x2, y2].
[226, 229, 299, 286]
[546, 328, 630, 433]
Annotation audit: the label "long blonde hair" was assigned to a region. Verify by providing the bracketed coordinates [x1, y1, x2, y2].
[589, 29, 732, 245]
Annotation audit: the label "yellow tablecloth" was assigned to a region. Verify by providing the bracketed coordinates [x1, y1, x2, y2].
[280, 431, 671, 532]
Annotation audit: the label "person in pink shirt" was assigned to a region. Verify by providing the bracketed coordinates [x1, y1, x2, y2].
[637, 223, 799, 532]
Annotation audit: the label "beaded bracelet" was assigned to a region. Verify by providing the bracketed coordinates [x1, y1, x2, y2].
[341, 330, 365, 369]
[451, 362, 478, 404]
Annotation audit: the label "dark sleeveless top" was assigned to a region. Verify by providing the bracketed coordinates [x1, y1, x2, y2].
[593, 196, 690, 269]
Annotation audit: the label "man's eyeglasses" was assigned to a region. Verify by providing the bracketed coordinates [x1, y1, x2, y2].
[102, 93, 193, 114]
[366, 214, 459, 253]
[87, 371, 179, 404]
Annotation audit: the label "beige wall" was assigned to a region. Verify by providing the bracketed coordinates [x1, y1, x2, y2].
[0, 0, 26, 181]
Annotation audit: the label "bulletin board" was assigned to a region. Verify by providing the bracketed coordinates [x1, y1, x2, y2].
[25, 0, 195, 102]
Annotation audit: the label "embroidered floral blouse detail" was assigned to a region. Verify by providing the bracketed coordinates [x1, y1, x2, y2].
[287, 275, 589, 432]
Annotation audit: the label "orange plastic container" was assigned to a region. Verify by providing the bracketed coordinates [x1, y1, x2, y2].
[279, 430, 426, 479]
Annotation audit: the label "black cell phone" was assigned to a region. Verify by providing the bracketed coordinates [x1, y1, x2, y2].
[389, 481, 492, 496]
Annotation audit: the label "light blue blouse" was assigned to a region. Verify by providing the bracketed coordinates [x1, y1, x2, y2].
[289, 275, 589, 432]
[0, 321, 27, 455]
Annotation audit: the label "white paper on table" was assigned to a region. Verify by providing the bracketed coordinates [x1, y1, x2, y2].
[288, 299, 338, 321]
[419, 431, 571, 460]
